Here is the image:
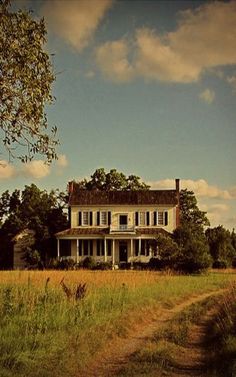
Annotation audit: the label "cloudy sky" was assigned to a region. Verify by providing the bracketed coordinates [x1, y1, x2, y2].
[1, 0, 236, 230]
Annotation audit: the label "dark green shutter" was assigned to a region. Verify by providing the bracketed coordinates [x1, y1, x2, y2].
[97, 211, 100, 226]
[68, 208, 71, 227]
[90, 211, 93, 226]
[146, 212, 150, 226]
[108, 211, 111, 226]
[78, 211, 82, 226]
[135, 212, 139, 226]
[153, 211, 157, 226]
[164, 211, 168, 226]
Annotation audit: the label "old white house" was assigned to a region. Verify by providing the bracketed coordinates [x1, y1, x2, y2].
[55, 179, 180, 266]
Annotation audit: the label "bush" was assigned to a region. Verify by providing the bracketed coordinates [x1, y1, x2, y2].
[93, 261, 112, 270]
[232, 257, 236, 268]
[81, 256, 96, 269]
[212, 260, 227, 269]
[148, 258, 166, 270]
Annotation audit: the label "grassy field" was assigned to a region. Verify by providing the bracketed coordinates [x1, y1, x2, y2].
[0, 270, 235, 377]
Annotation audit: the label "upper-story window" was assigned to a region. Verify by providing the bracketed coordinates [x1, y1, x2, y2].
[158, 211, 164, 225]
[97, 211, 111, 226]
[78, 211, 93, 226]
[100, 211, 107, 226]
[139, 212, 146, 226]
[83, 211, 89, 226]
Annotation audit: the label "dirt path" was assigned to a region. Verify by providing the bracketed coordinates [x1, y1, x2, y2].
[82, 289, 226, 377]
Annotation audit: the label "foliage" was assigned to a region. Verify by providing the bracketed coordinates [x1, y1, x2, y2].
[75, 168, 150, 191]
[0, 184, 68, 268]
[180, 189, 210, 230]
[173, 224, 211, 273]
[148, 234, 179, 270]
[206, 226, 236, 267]
[0, 0, 58, 162]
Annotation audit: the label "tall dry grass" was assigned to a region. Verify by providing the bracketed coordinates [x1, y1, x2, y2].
[0, 270, 235, 377]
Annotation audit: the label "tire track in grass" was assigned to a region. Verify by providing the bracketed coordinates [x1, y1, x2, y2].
[82, 289, 227, 377]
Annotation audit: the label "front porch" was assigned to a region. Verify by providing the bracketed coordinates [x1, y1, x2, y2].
[57, 237, 156, 265]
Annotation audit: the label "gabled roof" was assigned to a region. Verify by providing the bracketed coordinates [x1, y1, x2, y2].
[69, 188, 178, 206]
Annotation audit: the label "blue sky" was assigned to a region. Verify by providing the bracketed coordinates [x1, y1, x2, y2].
[1, 0, 236, 230]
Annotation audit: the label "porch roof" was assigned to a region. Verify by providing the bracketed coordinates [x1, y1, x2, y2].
[55, 227, 109, 237]
[56, 227, 169, 238]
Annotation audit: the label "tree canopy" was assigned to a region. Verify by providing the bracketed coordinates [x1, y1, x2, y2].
[0, 0, 58, 162]
[179, 189, 210, 230]
[76, 168, 150, 191]
[0, 184, 68, 268]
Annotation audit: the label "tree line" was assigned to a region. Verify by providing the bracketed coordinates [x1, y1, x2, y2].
[0, 168, 235, 272]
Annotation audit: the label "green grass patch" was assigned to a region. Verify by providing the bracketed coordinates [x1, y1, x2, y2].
[0, 270, 235, 376]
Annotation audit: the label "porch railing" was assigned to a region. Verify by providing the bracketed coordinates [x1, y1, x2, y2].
[109, 225, 135, 233]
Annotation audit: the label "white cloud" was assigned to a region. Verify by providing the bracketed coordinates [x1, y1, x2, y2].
[56, 154, 68, 168]
[42, 0, 113, 51]
[148, 179, 232, 200]
[0, 161, 16, 180]
[22, 160, 51, 179]
[95, 40, 135, 82]
[96, 1, 236, 83]
[199, 88, 215, 104]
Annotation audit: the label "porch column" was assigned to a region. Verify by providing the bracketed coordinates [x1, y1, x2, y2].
[138, 238, 141, 256]
[130, 238, 134, 269]
[104, 238, 107, 262]
[57, 239, 60, 259]
[130, 239, 134, 258]
[76, 239, 79, 263]
[112, 239, 115, 266]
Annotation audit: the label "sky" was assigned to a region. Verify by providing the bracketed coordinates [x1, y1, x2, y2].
[1, 0, 236, 230]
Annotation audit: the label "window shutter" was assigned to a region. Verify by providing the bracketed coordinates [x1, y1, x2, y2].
[108, 211, 111, 226]
[97, 211, 100, 226]
[164, 211, 168, 226]
[146, 212, 150, 226]
[90, 211, 93, 226]
[156, 211, 159, 225]
[153, 211, 157, 226]
[135, 212, 139, 226]
[68, 208, 71, 227]
[78, 211, 82, 226]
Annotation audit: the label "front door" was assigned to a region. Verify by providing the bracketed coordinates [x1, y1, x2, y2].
[119, 241, 128, 262]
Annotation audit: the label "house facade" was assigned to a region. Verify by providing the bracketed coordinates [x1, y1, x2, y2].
[55, 179, 180, 266]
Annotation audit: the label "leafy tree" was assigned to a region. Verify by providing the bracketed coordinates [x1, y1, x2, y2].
[148, 233, 179, 270]
[0, 0, 58, 162]
[205, 226, 235, 267]
[76, 168, 150, 191]
[173, 224, 211, 273]
[0, 184, 68, 268]
[180, 189, 210, 230]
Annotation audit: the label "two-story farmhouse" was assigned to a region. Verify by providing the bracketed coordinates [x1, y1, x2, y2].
[55, 179, 180, 266]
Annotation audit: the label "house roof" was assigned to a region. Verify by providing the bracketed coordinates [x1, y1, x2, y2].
[69, 188, 178, 206]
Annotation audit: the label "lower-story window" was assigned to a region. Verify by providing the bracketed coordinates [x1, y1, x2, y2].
[78, 240, 93, 256]
[134, 240, 151, 256]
